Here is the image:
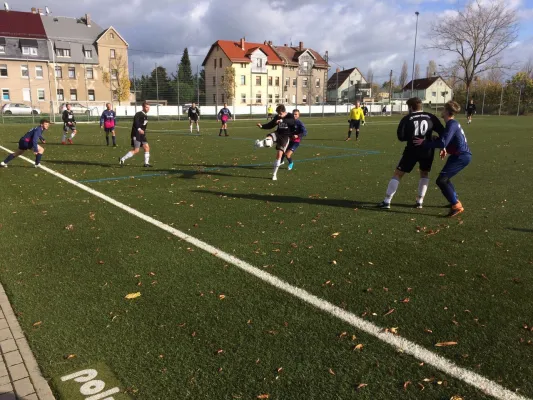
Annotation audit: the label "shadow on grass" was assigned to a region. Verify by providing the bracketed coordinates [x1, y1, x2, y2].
[506, 227, 533, 233]
[46, 159, 113, 167]
[173, 163, 271, 171]
[192, 190, 441, 216]
[43, 142, 106, 147]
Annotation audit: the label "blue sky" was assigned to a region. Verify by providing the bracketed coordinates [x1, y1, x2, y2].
[13, 0, 533, 83]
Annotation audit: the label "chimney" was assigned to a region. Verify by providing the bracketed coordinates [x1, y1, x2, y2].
[284, 44, 287, 47]
[299, 41, 303, 51]
[85, 13, 91, 27]
[268, 40, 272, 45]
[240, 37, 245, 51]
[264, 40, 267, 45]
[31, 7, 37, 13]
[336, 68, 340, 73]
[38, 8, 43, 14]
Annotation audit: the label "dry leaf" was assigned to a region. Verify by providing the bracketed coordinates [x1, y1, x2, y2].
[328, 368, 335, 375]
[401, 298, 410, 303]
[219, 294, 226, 300]
[97, 260, 105, 265]
[353, 344, 364, 351]
[435, 341, 458, 347]
[356, 383, 368, 390]
[257, 395, 270, 399]
[384, 308, 395, 316]
[65, 224, 74, 231]
[33, 321, 42, 327]
[64, 354, 76, 360]
[331, 232, 340, 238]
[125, 292, 141, 300]
[450, 396, 464, 400]
[403, 381, 411, 391]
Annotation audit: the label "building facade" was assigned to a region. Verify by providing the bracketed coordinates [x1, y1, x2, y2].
[327, 67, 371, 104]
[397, 77, 453, 104]
[202, 38, 328, 107]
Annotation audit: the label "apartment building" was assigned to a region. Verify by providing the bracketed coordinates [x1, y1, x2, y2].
[202, 38, 329, 107]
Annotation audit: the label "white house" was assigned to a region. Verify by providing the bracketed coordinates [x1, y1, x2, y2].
[400, 76, 453, 104]
[327, 67, 371, 103]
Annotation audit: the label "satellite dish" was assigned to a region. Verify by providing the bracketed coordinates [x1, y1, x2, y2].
[4, 3, 9, 11]
[45, 6, 51, 14]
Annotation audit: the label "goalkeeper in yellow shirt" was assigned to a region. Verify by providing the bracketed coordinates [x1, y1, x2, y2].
[346, 101, 365, 141]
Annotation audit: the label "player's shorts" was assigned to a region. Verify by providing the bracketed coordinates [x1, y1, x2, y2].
[269, 132, 291, 152]
[397, 149, 435, 173]
[288, 141, 300, 152]
[104, 127, 115, 134]
[18, 138, 32, 151]
[221, 115, 229, 124]
[350, 119, 361, 129]
[466, 112, 473, 118]
[131, 136, 148, 148]
[440, 153, 471, 179]
[63, 123, 76, 132]
[190, 117, 199, 123]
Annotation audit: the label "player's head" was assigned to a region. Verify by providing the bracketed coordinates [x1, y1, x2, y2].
[142, 101, 150, 113]
[292, 109, 300, 119]
[276, 104, 287, 116]
[40, 118, 50, 130]
[223, 102, 227, 108]
[469, 99, 474, 104]
[192, 102, 196, 107]
[106, 103, 112, 110]
[355, 101, 360, 107]
[442, 100, 461, 120]
[406, 97, 422, 113]
[66, 103, 71, 110]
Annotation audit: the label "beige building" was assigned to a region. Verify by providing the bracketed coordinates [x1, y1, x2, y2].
[202, 38, 328, 107]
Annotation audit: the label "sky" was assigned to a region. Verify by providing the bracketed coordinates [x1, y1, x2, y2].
[11, 0, 533, 84]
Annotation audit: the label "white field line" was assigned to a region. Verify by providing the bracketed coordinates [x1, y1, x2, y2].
[0, 144, 528, 400]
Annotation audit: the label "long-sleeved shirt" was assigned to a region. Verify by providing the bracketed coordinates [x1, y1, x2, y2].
[260, 113, 296, 136]
[21, 126, 45, 153]
[131, 111, 148, 139]
[424, 119, 471, 155]
[188, 106, 200, 119]
[62, 109, 75, 124]
[466, 104, 476, 114]
[100, 110, 116, 128]
[397, 111, 444, 150]
[292, 119, 307, 143]
[349, 107, 365, 121]
[218, 107, 232, 119]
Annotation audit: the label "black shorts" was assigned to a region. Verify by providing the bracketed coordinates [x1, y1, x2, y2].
[397, 149, 435, 173]
[190, 118, 198, 123]
[104, 127, 115, 133]
[350, 119, 361, 129]
[63, 123, 76, 132]
[269, 132, 291, 152]
[131, 135, 148, 148]
[466, 112, 473, 118]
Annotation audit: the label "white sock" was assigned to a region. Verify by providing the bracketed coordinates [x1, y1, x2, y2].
[272, 159, 281, 177]
[62, 133, 67, 142]
[189, 125, 192, 133]
[70, 132, 76, 139]
[196, 124, 199, 132]
[121, 151, 134, 162]
[384, 177, 400, 203]
[417, 178, 430, 203]
[144, 152, 150, 164]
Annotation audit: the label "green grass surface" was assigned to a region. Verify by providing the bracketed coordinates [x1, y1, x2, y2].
[0, 114, 532, 399]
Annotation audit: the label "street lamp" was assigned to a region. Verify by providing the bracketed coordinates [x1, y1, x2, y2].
[411, 11, 420, 97]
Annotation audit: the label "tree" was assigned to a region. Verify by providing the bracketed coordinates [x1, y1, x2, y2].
[429, 0, 518, 98]
[366, 68, 374, 85]
[221, 67, 236, 103]
[399, 61, 408, 89]
[103, 53, 130, 104]
[414, 63, 420, 80]
[427, 60, 437, 78]
[172, 48, 195, 104]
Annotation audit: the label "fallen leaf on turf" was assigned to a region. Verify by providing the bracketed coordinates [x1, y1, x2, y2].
[65, 224, 74, 231]
[33, 321, 42, 327]
[216, 349, 224, 354]
[219, 294, 226, 300]
[328, 368, 335, 375]
[435, 341, 458, 347]
[403, 381, 411, 391]
[257, 394, 269, 399]
[450, 396, 464, 400]
[424, 329, 433, 334]
[97, 260, 105, 265]
[356, 383, 368, 390]
[384, 308, 395, 316]
[331, 232, 340, 238]
[125, 292, 141, 300]
[64, 354, 76, 360]
[353, 344, 364, 351]
[401, 298, 410, 303]
[331, 260, 337, 265]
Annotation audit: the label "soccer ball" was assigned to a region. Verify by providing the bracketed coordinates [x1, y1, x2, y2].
[264, 137, 273, 147]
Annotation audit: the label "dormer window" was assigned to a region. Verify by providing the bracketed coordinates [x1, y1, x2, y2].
[256, 58, 262, 68]
[22, 47, 38, 56]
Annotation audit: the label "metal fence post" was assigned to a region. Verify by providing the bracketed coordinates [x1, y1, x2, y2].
[155, 62, 160, 120]
[498, 85, 503, 116]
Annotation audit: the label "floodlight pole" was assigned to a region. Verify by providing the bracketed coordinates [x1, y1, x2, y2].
[411, 11, 420, 97]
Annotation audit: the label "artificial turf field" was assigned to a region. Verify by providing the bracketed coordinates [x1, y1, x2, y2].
[0, 114, 532, 400]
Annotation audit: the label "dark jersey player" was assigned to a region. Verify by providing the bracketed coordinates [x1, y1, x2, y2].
[217, 103, 232, 136]
[119, 102, 151, 167]
[1, 119, 49, 168]
[378, 97, 444, 209]
[414, 100, 472, 217]
[188, 103, 200, 133]
[280, 109, 307, 171]
[100, 103, 117, 146]
[466, 99, 476, 124]
[254, 104, 296, 181]
[61, 103, 77, 144]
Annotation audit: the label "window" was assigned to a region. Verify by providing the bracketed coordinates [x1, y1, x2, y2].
[88, 89, 95, 101]
[285, 78, 289, 87]
[22, 47, 38, 56]
[84, 50, 92, 58]
[303, 61, 309, 70]
[221, 75, 224, 84]
[110, 33, 115, 39]
[35, 65, 43, 78]
[315, 96, 320, 103]
[70, 89, 77, 101]
[432, 91, 437, 97]
[275, 94, 280, 103]
[55, 66, 62, 78]
[289, 66, 295, 71]
[219, 58, 222, 68]
[315, 78, 320, 88]
[68, 67, 76, 79]
[256, 93, 262, 104]
[272, 65, 277, 70]
[256, 58, 262, 68]
[221, 93, 225, 102]
[350, 80, 354, 85]
[275, 77, 280, 86]
[214, 59, 217, 68]
[268, 76, 273, 86]
[303, 78, 308, 88]
[56, 48, 70, 57]
[0, 45, 4, 54]
[86, 67, 94, 79]
[255, 76, 261, 86]
[240, 63, 246, 68]
[240, 75, 246, 85]
[241, 93, 246, 103]
[0, 64, 7, 77]
[21, 65, 29, 78]
[57, 89, 64, 101]
[112, 90, 118, 101]
[268, 94, 273, 103]
[2, 89, 9, 101]
[212, 76, 216, 86]
[302, 94, 307, 104]
[110, 49, 116, 59]
[213, 94, 216, 103]
[38, 89, 45, 101]
[111, 69, 118, 80]
[292, 78, 297, 87]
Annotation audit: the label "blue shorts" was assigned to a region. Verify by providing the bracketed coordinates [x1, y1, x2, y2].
[104, 127, 115, 134]
[440, 153, 471, 179]
[18, 139, 32, 151]
[288, 141, 300, 152]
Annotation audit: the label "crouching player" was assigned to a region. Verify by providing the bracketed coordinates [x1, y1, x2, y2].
[254, 104, 296, 180]
[1, 118, 49, 168]
[280, 109, 307, 170]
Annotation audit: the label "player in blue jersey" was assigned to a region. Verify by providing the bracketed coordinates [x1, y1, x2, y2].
[414, 101, 472, 217]
[280, 109, 307, 170]
[100, 103, 117, 147]
[217, 103, 232, 136]
[1, 119, 50, 168]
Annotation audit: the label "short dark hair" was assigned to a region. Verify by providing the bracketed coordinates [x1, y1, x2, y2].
[276, 104, 286, 114]
[142, 101, 149, 107]
[292, 109, 300, 113]
[406, 97, 423, 111]
[40, 118, 50, 125]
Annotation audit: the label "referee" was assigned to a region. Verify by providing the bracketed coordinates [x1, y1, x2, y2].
[346, 101, 365, 141]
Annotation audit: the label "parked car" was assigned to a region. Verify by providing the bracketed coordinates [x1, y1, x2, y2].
[1, 103, 41, 115]
[59, 102, 91, 115]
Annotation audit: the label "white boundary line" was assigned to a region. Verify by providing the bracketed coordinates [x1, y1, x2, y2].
[0, 144, 529, 400]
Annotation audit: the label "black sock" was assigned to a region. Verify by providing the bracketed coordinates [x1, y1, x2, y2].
[106, 134, 109, 145]
[224, 129, 228, 135]
[356, 130, 359, 139]
[219, 129, 222, 135]
[281, 154, 286, 163]
[348, 130, 351, 138]
[287, 157, 292, 163]
[35, 153, 42, 164]
[112, 135, 116, 145]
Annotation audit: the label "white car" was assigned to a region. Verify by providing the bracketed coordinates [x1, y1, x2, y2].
[59, 102, 91, 115]
[1, 103, 41, 115]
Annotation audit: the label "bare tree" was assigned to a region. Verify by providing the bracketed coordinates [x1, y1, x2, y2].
[523, 59, 533, 79]
[366, 68, 374, 85]
[414, 64, 421, 80]
[399, 61, 408, 89]
[429, 0, 518, 98]
[427, 60, 437, 78]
